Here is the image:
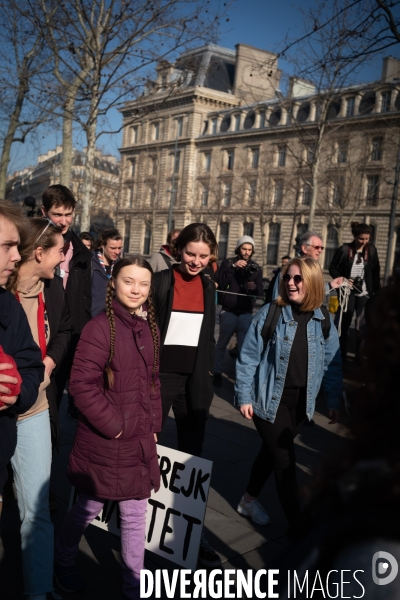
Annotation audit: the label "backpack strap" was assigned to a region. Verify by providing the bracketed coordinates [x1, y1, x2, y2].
[320, 305, 331, 340]
[161, 252, 172, 268]
[261, 301, 281, 347]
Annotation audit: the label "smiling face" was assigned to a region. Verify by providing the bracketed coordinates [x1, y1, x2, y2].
[178, 240, 211, 277]
[37, 233, 65, 279]
[0, 217, 20, 285]
[42, 205, 74, 235]
[112, 265, 151, 313]
[284, 263, 306, 305]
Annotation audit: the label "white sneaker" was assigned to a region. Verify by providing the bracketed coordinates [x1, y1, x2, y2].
[237, 496, 270, 525]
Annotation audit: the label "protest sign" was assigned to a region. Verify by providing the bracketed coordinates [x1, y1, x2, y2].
[69, 444, 213, 569]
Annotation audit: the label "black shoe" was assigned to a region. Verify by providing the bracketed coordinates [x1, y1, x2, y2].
[213, 373, 222, 387]
[305, 419, 315, 426]
[47, 592, 64, 600]
[54, 563, 86, 593]
[198, 534, 221, 568]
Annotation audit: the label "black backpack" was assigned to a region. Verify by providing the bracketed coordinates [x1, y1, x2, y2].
[261, 301, 331, 346]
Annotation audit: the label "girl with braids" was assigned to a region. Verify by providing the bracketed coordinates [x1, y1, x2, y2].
[54, 257, 162, 600]
[5, 217, 71, 600]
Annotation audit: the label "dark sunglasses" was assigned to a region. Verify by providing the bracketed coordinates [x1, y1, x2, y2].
[282, 274, 303, 285]
[307, 244, 324, 251]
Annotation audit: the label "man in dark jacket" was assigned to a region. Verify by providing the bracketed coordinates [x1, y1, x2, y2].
[0, 201, 44, 498]
[91, 228, 122, 317]
[214, 235, 263, 386]
[41, 185, 92, 414]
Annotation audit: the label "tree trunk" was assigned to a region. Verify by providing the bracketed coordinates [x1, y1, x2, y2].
[81, 105, 98, 232]
[60, 94, 77, 188]
[0, 82, 27, 198]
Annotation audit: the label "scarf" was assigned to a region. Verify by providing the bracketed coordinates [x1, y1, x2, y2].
[97, 251, 114, 279]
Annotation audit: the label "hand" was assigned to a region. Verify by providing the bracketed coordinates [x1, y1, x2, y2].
[235, 260, 247, 269]
[239, 404, 254, 419]
[115, 431, 123, 439]
[43, 356, 56, 378]
[0, 395, 18, 410]
[328, 409, 340, 424]
[347, 278, 354, 288]
[330, 277, 344, 289]
[0, 363, 18, 396]
[246, 281, 256, 291]
[154, 433, 158, 442]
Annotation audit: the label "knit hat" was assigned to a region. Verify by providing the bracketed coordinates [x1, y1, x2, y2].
[0, 345, 22, 406]
[235, 235, 255, 253]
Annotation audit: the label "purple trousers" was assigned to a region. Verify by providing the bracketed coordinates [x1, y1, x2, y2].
[55, 493, 147, 599]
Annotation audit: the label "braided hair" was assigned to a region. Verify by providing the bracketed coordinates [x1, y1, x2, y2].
[104, 256, 159, 390]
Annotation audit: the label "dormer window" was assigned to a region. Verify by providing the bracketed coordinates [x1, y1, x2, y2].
[346, 97, 355, 117]
[381, 91, 391, 113]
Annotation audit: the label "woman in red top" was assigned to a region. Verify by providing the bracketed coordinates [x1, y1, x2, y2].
[152, 223, 219, 567]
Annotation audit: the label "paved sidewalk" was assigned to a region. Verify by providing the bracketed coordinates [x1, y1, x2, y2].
[0, 309, 356, 599]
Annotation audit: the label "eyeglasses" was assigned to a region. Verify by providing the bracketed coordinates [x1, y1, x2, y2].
[307, 244, 325, 251]
[282, 274, 303, 285]
[34, 219, 52, 245]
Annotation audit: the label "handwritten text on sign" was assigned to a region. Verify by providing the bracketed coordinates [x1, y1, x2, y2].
[69, 445, 213, 570]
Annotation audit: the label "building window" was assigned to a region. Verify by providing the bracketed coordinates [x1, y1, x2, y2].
[128, 158, 136, 178]
[211, 118, 217, 134]
[346, 97, 355, 117]
[302, 182, 312, 206]
[201, 186, 209, 207]
[124, 219, 131, 254]
[150, 156, 157, 175]
[251, 148, 259, 169]
[366, 175, 379, 206]
[148, 187, 156, 206]
[173, 151, 181, 174]
[333, 177, 345, 207]
[226, 150, 234, 170]
[259, 111, 266, 128]
[152, 122, 160, 141]
[381, 91, 391, 113]
[273, 179, 284, 207]
[243, 222, 254, 237]
[234, 114, 241, 131]
[324, 225, 338, 269]
[296, 223, 308, 253]
[267, 222, 280, 265]
[371, 137, 382, 161]
[223, 182, 232, 207]
[337, 140, 348, 163]
[248, 180, 257, 206]
[176, 116, 183, 137]
[306, 144, 315, 163]
[286, 107, 292, 125]
[204, 152, 211, 172]
[171, 183, 178, 206]
[278, 146, 286, 167]
[127, 186, 134, 208]
[130, 126, 138, 144]
[219, 222, 230, 260]
[143, 222, 152, 255]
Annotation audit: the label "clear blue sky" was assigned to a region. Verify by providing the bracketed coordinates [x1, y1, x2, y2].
[9, 0, 399, 173]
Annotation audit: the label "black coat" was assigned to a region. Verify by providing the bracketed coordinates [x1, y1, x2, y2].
[0, 289, 44, 492]
[43, 276, 72, 445]
[65, 230, 92, 344]
[329, 242, 381, 296]
[91, 251, 110, 318]
[217, 256, 264, 313]
[153, 268, 215, 414]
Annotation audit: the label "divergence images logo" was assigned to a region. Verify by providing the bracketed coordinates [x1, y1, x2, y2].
[372, 551, 399, 586]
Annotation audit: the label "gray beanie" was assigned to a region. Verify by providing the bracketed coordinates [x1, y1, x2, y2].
[235, 235, 255, 253]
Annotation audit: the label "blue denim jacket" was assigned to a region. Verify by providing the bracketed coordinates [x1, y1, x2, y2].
[235, 303, 342, 422]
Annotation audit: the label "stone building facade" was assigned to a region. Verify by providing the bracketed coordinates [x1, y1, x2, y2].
[118, 44, 400, 277]
[7, 146, 120, 235]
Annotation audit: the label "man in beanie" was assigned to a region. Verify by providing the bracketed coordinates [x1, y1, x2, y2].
[214, 236, 263, 386]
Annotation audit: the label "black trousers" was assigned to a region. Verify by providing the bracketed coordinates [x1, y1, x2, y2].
[246, 388, 307, 525]
[337, 294, 368, 358]
[159, 372, 208, 458]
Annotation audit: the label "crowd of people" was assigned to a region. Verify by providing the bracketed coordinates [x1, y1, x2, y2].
[1, 181, 395, 600]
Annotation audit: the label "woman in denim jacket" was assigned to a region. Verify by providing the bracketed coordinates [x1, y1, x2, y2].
[235, 257, 342, 528]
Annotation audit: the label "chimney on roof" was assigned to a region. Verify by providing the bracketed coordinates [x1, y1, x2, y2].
[381, 57, 400, 83]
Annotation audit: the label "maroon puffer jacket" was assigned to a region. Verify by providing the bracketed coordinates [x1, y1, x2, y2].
[68, 300, 161, 500]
